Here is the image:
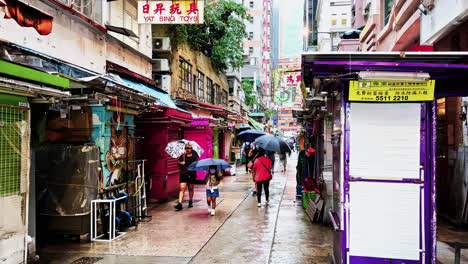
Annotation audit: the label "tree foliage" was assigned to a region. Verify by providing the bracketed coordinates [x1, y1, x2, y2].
[241, 79, 258, 106]
[168, 0, 247, 72]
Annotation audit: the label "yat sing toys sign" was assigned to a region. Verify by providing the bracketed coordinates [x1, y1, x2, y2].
[138, 1, 204, 24]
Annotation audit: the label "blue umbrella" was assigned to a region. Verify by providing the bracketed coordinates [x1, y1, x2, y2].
[255, 134, 291, 153]
[188, 158, 232, 171]
[238, 129, 266, 142]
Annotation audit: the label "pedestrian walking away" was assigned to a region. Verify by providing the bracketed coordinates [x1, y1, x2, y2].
[279, 152, 287, 172]
[252, 148, 272, 207]
[205, 165, 221, 216]
[248, 143, 261, 195]
[266, 150, 276, 175]
[175, 143, 199, 211]
[242, 142, 251, 173]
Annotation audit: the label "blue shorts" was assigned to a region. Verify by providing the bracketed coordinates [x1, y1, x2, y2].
[206, 189, 219, 198]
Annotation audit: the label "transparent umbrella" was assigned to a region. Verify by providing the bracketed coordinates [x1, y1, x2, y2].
[165, 139, 204, 159]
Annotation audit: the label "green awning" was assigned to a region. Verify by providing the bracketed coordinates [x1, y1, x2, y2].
[0, 59, 70, 88]
[249, 112, 265, 117]
[248, 117, 264, 131]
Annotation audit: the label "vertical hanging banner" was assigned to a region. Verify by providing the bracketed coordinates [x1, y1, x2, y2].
[138, 1, 204, 24]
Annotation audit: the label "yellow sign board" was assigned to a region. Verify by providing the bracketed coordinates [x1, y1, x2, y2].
[349, 80, 435, 102]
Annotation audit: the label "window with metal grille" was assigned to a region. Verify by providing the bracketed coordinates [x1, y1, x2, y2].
[198, 71, 205, 99]
[0, 105, 27, 196]
[222, 90, 228, 106]
[207, 78, 214, 104]
[179, 57, 193, 94]
[214, 84, 220, 105]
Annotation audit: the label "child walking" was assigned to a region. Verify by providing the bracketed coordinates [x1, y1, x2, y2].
[205, 165, 221, 216]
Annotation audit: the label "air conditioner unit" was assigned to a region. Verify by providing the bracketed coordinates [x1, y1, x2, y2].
[161, 75, 171, 93]
[152, 37, 171, 52]
[152, 59, 170, 72]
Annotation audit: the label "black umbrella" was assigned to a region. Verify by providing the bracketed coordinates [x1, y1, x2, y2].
[340, 29, 362, 39]
[254, 134, 291, 153]
[238, 129, 266, 142]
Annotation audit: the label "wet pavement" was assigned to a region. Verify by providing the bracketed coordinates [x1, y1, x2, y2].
[436, 218, 468, 264]
[38, 153, 333, 264]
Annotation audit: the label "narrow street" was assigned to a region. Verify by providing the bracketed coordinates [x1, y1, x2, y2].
[37, 153, 332, 264]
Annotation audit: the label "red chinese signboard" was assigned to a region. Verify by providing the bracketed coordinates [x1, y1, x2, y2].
[138, 1, 204, 24]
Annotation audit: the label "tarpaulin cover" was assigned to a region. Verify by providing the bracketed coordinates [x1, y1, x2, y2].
[36, 144, 99, 216]
[3, 0, 53, 35]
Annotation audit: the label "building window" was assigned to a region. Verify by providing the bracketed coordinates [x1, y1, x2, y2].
[179, 57, 193, 94]
[384, 0, 395, 25]
[124, 0, 139, 39]
[331, 19, 337, 26]
[249, 1, 254, 8]
[214, 84, 221, 104]
[248, 16, 254, 23]
[221, 89, 227, 106]
[249, 32, 254, 39]
[228, 80, 234, 94]
[207, 78, 214, 104]
[341, 18, 347, 25]
[198, 72, 205, 99]
[66, 0, 103, 24]
[249, 47, 254, 54]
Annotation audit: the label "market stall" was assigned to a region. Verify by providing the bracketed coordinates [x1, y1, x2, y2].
[302, 52, 468, 264]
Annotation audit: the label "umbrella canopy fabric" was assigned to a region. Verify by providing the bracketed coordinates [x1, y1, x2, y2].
[188, 158, 232, 171]
[238, 129, 266, 142]
[255, 134, 291, 153]
[165, 139, 204, 159]
[340, 29, 361, 39]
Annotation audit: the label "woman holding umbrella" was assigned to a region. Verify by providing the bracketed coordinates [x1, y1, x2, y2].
[174, 143, 199, 211]
[252, 148, 272, 207]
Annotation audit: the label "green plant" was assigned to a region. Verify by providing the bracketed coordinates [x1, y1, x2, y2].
[168, 0, 247, 72]
[241, 79, 258, 106]
[264, 108, 274, 121]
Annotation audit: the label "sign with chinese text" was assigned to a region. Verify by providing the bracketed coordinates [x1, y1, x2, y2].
[138, 1, 204, 24]
[349, 80, 435, 102]
[273, 70, 301, 103]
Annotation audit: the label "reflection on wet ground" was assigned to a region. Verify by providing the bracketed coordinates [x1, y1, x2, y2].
[38, 153, 332, 264]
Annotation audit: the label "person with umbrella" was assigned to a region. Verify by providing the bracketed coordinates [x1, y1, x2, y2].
[252, 148, 272, 207]
[205, 165, 221, 216]
[187, 158, 231, 216]
[174, 143, 199, 211]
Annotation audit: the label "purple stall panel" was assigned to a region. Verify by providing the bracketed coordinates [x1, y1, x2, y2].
[349, 256, 421, 264]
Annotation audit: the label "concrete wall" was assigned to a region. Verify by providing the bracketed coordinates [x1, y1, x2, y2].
[420, 0, 468, 45]
[359, 0, 425, 52]
[0, 0, 152, 78]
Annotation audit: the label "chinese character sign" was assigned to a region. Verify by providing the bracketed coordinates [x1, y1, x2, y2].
[349, 80, 435, 102]
[138, 1, 204, 24]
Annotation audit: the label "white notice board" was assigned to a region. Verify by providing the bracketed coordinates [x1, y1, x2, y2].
[349, 103, 421, 180]
[348, 182, 421, 260]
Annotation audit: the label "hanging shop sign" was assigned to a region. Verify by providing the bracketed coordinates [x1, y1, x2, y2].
[349, 80, 435, 102]
[273, 71, 302, 103]
[138, 1, 204, 24]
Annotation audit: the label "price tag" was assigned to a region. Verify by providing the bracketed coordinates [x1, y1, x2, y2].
[349, 80, 435, 102]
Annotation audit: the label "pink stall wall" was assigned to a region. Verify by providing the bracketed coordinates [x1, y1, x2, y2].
[184, 126, 214, 180]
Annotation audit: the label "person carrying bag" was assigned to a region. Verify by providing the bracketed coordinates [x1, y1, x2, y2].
[252, 148, 272, 207]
